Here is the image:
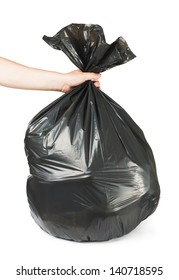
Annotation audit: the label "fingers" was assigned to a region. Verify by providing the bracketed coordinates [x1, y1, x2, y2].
[84, 72, 101, 82]
[91, 73, 101, 81]
[93, 81, 100, 88]
[85, 72, 101, 88]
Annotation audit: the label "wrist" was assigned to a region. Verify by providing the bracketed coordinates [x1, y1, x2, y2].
[47, 71, 64, 92]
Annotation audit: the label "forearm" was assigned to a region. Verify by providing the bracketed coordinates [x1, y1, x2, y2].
[0, 57, 63, 91]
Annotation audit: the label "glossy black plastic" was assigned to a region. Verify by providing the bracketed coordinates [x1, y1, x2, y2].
[25, 24, 160, 242]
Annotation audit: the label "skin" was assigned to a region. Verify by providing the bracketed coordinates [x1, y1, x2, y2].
[0, 57, 101, 93]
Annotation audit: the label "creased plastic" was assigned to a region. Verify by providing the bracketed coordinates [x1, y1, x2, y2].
[25, 24, 160, 242]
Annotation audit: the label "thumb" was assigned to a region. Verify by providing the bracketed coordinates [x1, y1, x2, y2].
[85, 72, 101, 81]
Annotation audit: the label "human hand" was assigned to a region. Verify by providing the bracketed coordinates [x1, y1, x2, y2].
[60, 70, 101, 93]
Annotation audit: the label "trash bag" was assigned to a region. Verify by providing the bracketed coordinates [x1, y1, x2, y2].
[25, 24, 160, 242]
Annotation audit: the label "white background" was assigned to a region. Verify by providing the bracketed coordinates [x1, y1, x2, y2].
[0, 0, 178, 279]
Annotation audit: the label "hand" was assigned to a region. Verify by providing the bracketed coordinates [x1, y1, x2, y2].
[60, 70, 101, 93]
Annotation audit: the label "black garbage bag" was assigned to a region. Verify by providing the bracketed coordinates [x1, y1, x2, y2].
[25, 24, 160, 242]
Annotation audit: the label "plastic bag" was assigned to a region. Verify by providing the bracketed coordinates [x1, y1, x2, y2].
[25, 24, 160, 242]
